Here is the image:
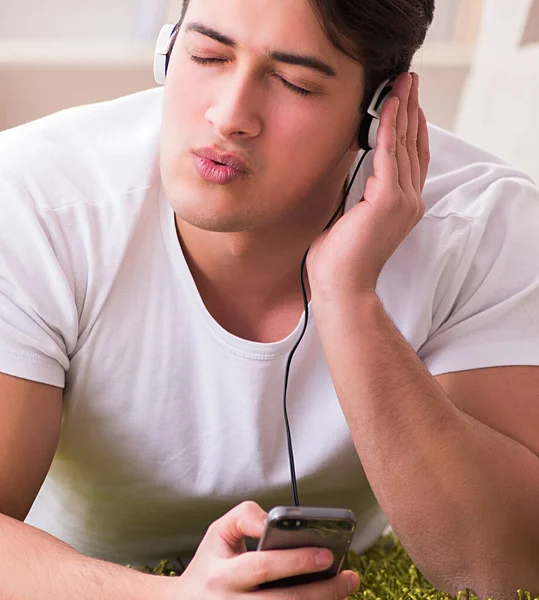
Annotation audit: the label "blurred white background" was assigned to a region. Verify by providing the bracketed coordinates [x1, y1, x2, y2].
[0, 0, 538, 183]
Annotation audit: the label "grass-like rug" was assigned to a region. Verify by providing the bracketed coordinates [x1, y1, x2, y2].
[131, 532, 538, 599]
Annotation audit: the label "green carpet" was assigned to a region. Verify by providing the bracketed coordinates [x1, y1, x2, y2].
[131, 532, 537, 599]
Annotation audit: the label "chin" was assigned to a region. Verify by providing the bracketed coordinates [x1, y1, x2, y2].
[179, 211, 251, 233]
[162, 161, 289, 234]
[169, 189, 260, 234]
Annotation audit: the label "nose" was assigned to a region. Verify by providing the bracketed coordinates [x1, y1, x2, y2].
[205, 68, 263, 140]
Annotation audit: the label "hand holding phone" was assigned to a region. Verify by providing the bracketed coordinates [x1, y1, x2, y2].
[257, 506, 357, 589]
[169, 501, 360, 599]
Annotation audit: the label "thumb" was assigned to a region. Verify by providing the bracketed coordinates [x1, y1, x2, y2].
[212, 501, 268, 555]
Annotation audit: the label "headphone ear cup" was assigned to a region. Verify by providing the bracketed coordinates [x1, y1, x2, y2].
[357, 80, 393, 151]
[154, 24, 177, 85]
[366, 111, 382, 150]
[357, 113, 374, 152]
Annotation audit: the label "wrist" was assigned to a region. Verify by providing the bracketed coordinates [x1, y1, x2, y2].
[140, 571, 180, 600]
[311, 287, 387, 341]
[311, 285, 381, 314]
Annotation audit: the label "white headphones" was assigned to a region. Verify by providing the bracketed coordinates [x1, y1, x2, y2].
[153, 23, 392, 151]
[154, 23, 178, 86]
[357, 79, 393, 151]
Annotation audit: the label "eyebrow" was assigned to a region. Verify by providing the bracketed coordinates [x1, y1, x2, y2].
[184, 22, 337, 78]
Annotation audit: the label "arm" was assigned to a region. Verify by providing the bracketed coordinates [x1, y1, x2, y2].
[306, 71, 539, 598]
[0, 372, 173, 600]
[0, 373, 360, 600]
[312, 291, 539, 598]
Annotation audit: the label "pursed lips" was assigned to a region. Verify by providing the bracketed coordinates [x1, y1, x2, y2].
[194, 147, 250, 173]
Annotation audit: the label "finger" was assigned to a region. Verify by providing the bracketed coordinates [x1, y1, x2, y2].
[371, 95, 400, 198]
[225, 546, 335, 590]
[210, 501, 268, 556]
[407, 73, 421, 194]
[261, 570, 361, 600]
[417, 105, 430, 192]
[395, 73, 413, 193]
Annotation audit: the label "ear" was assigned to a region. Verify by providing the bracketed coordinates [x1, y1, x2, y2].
[348, 119, 363, 152]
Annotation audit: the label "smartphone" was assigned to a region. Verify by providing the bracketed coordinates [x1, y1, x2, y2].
[256, 506, 356, 589]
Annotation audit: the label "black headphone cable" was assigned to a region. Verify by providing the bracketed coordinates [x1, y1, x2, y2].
[283, 148, 371, 507]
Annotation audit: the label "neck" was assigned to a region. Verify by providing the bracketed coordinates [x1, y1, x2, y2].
[176, 216, 311, 311]
[173, 184, 346, 341]
[176, 183, 346, 306]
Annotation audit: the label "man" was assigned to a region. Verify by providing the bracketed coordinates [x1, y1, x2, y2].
[1, 0, 538, 598]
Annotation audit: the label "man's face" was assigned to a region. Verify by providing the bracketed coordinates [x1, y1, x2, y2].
[160, 0, 364, 234]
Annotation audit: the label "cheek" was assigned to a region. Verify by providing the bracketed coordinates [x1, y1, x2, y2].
[267, 103, 322, 160]
[165, 72, 204, 130]
[267, 106, 353, 182]
[163, 54, 216, 135]
[161, 72, 209, 180]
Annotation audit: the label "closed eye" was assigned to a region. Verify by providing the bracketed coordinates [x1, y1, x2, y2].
[189, 55, 312, 97]
[278, 78, 311, 97]
[190, 55, 227, 66]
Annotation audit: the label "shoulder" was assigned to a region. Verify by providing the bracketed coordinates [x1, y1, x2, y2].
[0, 89, 166, 339]
[0, 87, 165, 212]
[423, 123, 538, 222]
[377, 125, 539, 350]
[419, 125, 539, 273]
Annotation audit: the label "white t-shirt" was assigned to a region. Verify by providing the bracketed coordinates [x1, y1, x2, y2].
[1, 87, 539, 567]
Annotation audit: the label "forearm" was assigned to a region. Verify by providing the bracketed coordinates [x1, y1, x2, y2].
[0, 512, 173, 600]
[313, 291, 539, 597]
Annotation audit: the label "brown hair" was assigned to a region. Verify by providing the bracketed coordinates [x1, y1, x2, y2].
[175, 0, 435, 113]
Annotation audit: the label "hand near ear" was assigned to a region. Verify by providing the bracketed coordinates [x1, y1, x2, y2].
[306, 72, 430, 301]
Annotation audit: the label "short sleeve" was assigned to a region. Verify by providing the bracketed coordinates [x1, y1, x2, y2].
[0, 169, 79, 387]
[418, 175, 539, 375]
